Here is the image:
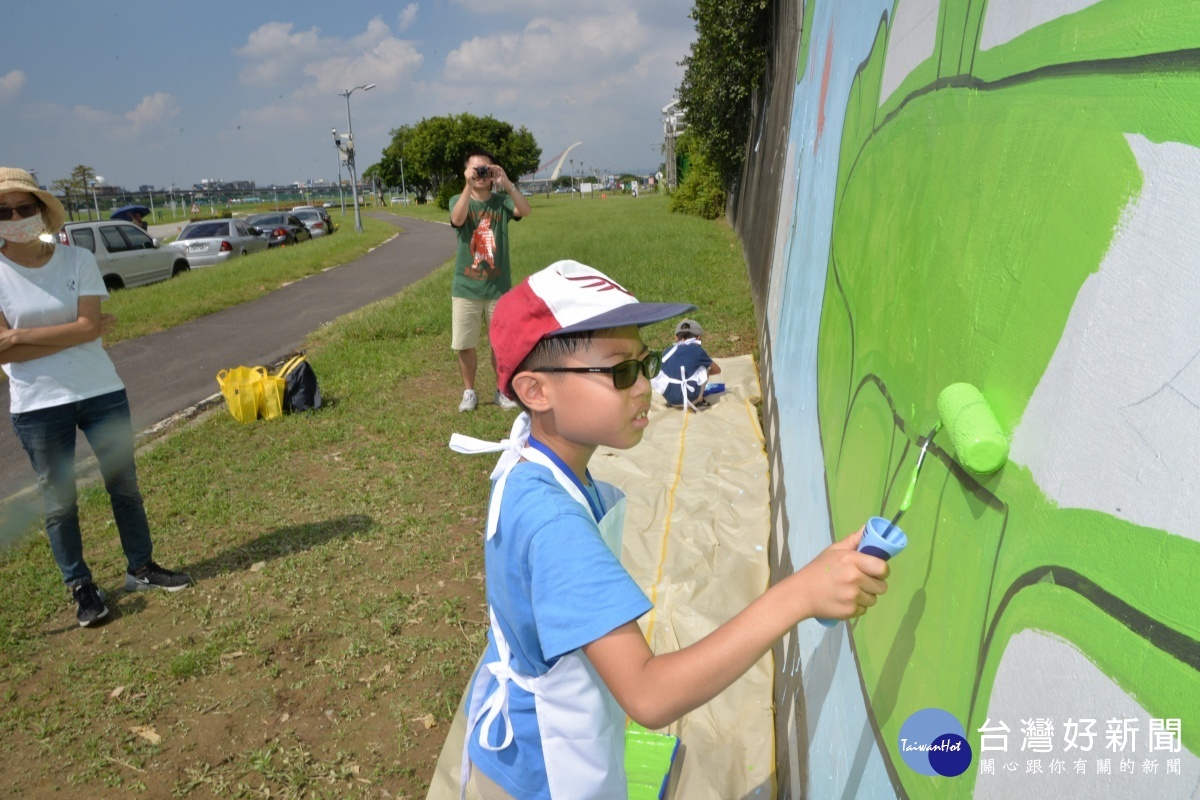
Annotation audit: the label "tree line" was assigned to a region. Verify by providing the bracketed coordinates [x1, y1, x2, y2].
[367, 113, 541, 209]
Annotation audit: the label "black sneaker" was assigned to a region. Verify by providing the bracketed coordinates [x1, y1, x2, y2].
[72, 581, 109, 627]
[125, 561, 192, 593]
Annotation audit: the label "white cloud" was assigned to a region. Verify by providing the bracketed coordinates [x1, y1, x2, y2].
[236, 17, 422, 97]
[398, 3, 695, 174]
[125, 93, 181, 131]
[444, 11, 649, 87]
[398, 3, 418, 32]
[69, 92, 180, 138]
[452, 0, 566, 14]
[235, 21, 325, 86]
[0, 69, 25, 103]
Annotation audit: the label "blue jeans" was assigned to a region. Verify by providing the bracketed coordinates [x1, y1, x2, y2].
[11, 389, 153, 586]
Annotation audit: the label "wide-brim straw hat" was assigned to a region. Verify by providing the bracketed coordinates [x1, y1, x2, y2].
[0, 168, 66, 236]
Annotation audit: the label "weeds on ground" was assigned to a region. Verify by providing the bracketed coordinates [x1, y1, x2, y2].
[0, 193, 755, 798]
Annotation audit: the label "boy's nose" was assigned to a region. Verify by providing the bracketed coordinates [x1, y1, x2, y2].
[631, 371, 652, 397]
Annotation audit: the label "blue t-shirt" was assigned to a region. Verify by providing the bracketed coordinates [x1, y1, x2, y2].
[468, 461, 653, 799]
[661, 340, 713, 406]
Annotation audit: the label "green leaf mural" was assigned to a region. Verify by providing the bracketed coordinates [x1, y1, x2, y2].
[764, 0, 1200, 796]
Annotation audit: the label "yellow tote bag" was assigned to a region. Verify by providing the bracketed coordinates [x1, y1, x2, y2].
[216, 366, 267, 423]
[259, 369, 286, 421]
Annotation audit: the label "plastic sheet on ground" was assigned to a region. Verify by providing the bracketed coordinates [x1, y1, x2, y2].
[427, 355, 775, 800]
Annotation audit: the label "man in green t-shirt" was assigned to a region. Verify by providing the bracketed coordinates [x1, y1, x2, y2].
[450, 148, 532, 412]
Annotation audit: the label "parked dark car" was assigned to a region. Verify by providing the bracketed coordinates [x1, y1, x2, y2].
[245, 213, 313, 247]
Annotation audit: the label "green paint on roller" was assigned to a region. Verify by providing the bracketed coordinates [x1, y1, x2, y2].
[936, 383, 1009, 474]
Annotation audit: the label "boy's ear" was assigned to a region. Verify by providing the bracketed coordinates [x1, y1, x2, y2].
[511, 371, 552, 412]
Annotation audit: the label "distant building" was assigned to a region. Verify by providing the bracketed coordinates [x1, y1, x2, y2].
[193, 179, 256, 192]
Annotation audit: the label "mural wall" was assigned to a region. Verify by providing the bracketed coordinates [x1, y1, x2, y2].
[733, 1, 1200, 797]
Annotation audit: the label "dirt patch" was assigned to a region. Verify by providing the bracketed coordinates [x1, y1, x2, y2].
[1, 514, 487, 799]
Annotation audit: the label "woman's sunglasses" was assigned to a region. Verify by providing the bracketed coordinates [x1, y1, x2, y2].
[533, 351, 662, 390]
[0, 203, 40, 221]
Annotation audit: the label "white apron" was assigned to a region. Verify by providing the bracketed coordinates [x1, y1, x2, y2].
[450, 414, 630, 799]
[649, 342, 708, 412]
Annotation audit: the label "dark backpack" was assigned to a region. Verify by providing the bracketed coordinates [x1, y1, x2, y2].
[276, 354, 322, 413]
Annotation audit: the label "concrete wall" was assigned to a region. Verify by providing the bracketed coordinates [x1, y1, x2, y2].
[734, 1, 1200, 797]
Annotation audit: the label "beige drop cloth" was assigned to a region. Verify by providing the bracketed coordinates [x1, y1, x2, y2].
[427, 355, 775, 800]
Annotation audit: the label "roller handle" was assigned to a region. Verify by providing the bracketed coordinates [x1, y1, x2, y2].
[817, 516, 907, 627]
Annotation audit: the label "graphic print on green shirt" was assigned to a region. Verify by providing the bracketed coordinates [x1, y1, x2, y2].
[451, 192, 518, 300]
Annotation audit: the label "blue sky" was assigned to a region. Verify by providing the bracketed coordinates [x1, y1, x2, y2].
[2, 0, 697, 190]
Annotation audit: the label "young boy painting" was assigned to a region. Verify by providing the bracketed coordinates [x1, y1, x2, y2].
[450, 260, 890, 799]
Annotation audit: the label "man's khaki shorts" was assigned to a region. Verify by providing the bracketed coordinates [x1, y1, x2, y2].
[452, 296, 501, 351]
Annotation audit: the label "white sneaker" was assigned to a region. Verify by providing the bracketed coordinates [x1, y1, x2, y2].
[495, 390, 520, 410]
[458, 389, 478, 412]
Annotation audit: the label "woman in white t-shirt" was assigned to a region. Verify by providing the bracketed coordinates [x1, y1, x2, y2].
[0, 168, 190, 628]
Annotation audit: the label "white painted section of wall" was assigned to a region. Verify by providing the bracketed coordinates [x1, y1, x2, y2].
[978, 629, 1200, 798]
[878, 0, 941, 105]
[1010, 134, 1200, 543]
[979, 0, 1106, 51]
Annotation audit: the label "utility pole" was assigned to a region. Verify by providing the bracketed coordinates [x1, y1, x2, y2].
[337, 83, 375, 232]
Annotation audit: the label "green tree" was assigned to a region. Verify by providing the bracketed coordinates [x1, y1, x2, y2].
[52, 164, 98, 221]
[50, 178, 78, 221]
[668, 131, 726, 220]
[676, 0, 770, 191]
[375, 113, 541, 209]
[373, 124, 433, 204]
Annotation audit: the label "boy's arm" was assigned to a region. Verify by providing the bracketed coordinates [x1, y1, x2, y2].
[702, 346, 721, 375]
[583, 531, 888, 730]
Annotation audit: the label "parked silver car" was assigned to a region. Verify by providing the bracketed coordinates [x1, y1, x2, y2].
[168, 219, 270, 266]
[57, 220, 190, 290]
[290, 206, 335, 238]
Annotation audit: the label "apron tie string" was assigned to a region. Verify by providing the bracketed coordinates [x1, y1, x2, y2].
[449, 412, 531, 539]
[475, 609, 518, 752]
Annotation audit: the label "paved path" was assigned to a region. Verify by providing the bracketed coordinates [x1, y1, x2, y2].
[1, 213, 454, 501]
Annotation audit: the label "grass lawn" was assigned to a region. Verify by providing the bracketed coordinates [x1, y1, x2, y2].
[0, 193, 756, 798]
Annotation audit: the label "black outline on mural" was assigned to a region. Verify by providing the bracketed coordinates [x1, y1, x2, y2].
[985, 567, 1200, 674]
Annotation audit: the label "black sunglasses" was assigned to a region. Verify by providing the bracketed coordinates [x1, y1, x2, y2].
[0, 203, 40, 221]
[533, 351, 662, 390]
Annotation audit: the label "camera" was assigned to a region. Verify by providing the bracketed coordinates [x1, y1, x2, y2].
[474, 166, 491, 178]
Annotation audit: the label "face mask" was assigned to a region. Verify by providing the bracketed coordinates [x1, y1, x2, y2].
[0, 211, 46, 244]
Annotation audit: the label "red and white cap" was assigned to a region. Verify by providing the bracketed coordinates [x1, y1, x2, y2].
[491, 260, 696, 397]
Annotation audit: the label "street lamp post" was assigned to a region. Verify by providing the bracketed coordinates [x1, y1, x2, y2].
[338, 83, 375, 232]
[336, 143, 346, 215]
[400, 157, 407, 206]
[90, 176, 104, 220]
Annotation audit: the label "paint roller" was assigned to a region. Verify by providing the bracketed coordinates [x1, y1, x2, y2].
[817, 383, 1007, 627]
